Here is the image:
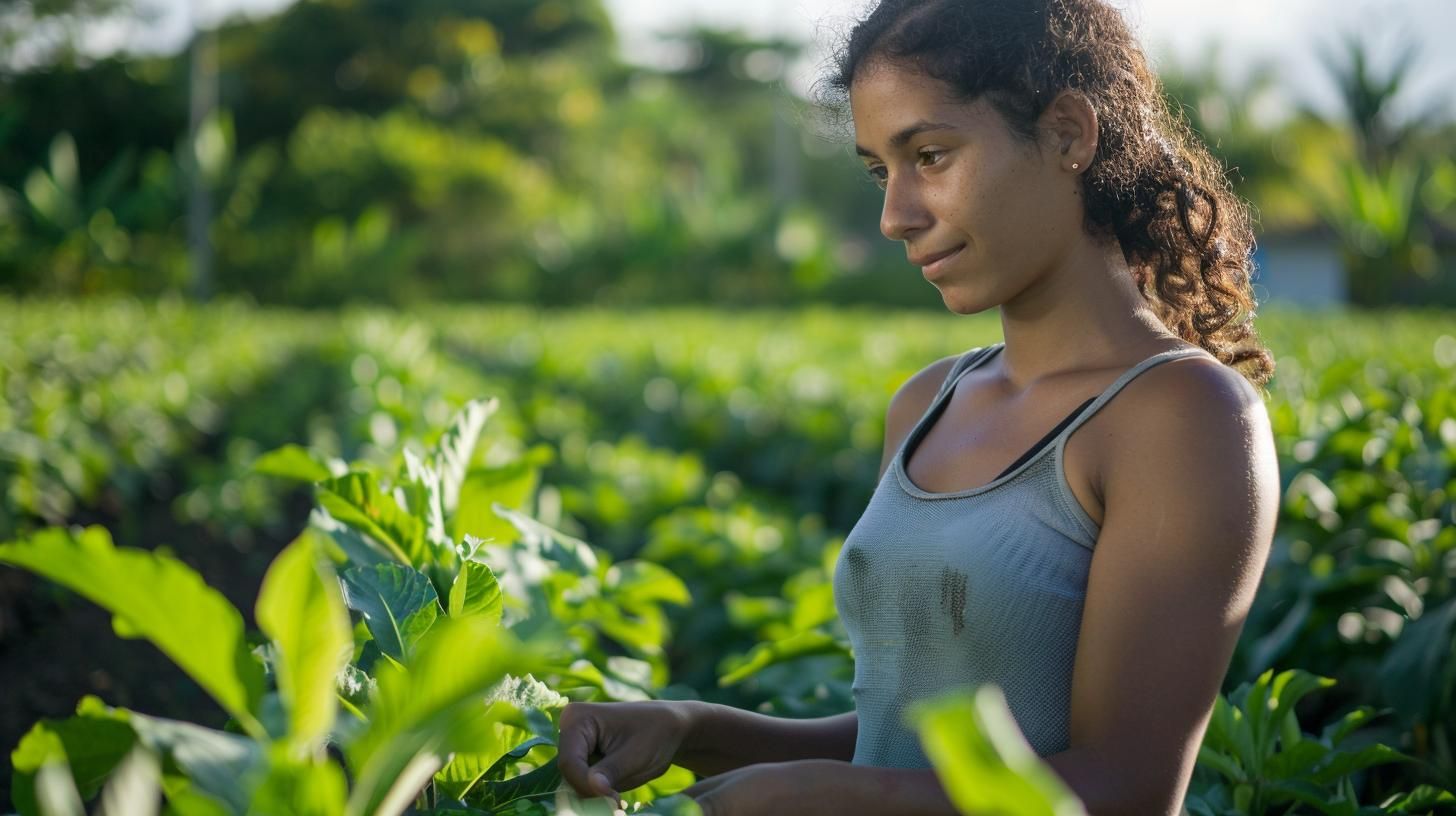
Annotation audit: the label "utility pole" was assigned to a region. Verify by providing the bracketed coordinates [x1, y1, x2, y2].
[772, 88, 801, 209]
[186, 0, 217, 302]
[770, 35, 801, 210]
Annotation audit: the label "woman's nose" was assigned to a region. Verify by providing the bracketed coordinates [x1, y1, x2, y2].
[879, 176, 930, 242]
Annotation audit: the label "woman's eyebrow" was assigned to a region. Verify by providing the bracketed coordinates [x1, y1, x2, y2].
[855, 120, 958, 158]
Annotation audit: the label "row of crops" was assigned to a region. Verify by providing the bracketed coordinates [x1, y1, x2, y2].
[1, 296, 1454, 814]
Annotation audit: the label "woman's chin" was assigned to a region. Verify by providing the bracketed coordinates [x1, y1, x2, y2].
[935, 283, 995, 315]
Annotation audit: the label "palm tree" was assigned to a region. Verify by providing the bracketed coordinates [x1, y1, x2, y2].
[1315, 29, 1431, 171]
[1306, 28, 1446, 305]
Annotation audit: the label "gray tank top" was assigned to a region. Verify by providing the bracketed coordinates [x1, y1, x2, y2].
[833, 341, 1216, 767]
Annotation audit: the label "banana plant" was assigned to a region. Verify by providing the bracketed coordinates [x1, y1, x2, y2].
[1304, 155, 1433, 306]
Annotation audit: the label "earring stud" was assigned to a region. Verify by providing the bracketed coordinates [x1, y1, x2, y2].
[1072, 162, 1080, 170]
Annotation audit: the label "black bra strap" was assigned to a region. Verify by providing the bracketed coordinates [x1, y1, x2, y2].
[991, 396, 1097, 479]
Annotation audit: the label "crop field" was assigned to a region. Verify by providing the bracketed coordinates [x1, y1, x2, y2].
[1, 297, 1454, 814]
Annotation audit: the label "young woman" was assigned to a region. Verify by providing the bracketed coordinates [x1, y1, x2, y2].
[558, 1, 1282, 813]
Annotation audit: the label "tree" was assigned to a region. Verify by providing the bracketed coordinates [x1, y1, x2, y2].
[0, 0, 143, 73]
[1305, 28, 1447, 306]
[1314, 29, 1434, 172]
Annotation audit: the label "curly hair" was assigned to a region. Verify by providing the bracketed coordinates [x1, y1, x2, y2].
[814, 0, 1275, 391]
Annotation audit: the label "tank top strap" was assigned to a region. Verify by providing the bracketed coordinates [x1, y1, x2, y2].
[934, 343, 1004, 401]
[1054, 345, 1216, 445]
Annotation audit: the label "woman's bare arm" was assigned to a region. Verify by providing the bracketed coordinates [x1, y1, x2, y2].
[1053, 360, 1281, 814]
[670, 703, 857, 776]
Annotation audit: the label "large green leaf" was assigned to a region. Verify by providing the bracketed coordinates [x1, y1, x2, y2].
[467, 505, 603, 642]
[1321, 706, 1383, 747]
[906, 685, 1086, 816]
[252, 444, 334, 483]
[120, 705, 263, 810]
[479, 504, 599, 607]
[339, 563, 441, 664]
[789, 582, 838, 631]
[0, 527, 265, 736]
[309, 507, 393, 569]
[453, 461, 539, 548]
[1241, 670, 1278, 769]
[604, 561, 691, 607]
[1211, 687, 1258, 772]
[256, 529, 353, 754]
[480, 735, 554, 780]
[246, 749, 349, 816]
[1381, 785, 1456, 810]
[432, 727, 538, 801]
[1378, 596, 1456, 724]
[343, 616, 539, 816]
[1195, 745, 1245, 785]
[433, 397, 498, 516]
[717, 630, 846, 686]
[8, 702, 250, 816]
[465, 759, 562, 812]
[402, 448, 452, 561]
[552, 659, 653, 702]
[593, 561, 692, 662]
[449, 559, 503, 624]
[318, 472, 426, 566]
[1264, 739, 1331, 780]
[8, 701, 136, 816]
[1264, 670, 1336, 759]
[1261, 778, 1343, 812]
[427, 676, 561, 801]
[1310, 743, 1412, 785]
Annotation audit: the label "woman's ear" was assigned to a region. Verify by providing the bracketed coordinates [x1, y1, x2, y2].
[1041, 90, 1098, 173]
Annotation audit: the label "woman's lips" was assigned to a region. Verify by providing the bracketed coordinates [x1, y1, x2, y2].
[921, 245, 965, 279]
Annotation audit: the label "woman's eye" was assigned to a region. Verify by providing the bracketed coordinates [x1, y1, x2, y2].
[864, 150, 945, 191]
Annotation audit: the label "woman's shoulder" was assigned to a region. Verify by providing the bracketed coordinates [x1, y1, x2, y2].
[886, 344, 993, 422]
[1095, 346, 1275, 502]
[876, 346, 989, 477]
[1120, 344, 1261, 417]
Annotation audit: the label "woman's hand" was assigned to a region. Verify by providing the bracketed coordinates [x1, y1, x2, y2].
[682, 759, 859, 816]
[557, 700, 698, 802]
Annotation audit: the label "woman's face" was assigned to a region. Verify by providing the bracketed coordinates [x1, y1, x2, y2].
[850, 60, 1082, 312]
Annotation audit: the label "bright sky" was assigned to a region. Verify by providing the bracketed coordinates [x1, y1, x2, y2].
[600, 0, 1454, 122]
[78, 0, 1456, 122]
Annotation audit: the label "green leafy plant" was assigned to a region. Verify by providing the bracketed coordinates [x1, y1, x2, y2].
[906, 684, 1086, 816]
[1185, 669, 1453, 815]
[1305, 155, 1437, 306]
[2, 399, 700, 814]
[7, 302, 1456, 813]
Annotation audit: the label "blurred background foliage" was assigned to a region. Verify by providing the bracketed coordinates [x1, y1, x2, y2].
[4, 0, 1448, 308]
[2, 2, 1456, 809]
